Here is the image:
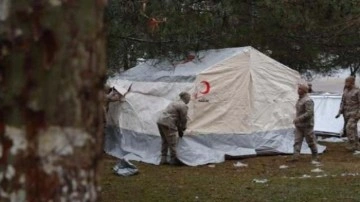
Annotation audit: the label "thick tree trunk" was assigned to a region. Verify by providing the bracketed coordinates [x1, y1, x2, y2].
[0, 1, 106, 201]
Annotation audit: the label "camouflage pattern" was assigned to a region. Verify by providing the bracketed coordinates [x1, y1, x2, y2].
[103, 87, 123, 125]
[294, 94, 314, 128]
[157, 124, 178, 160]
[105, 87, 123, 103]
[293, 127, 318, 155]
[157, 99, 189, 163]
[104, 87, 123, 112]
[293, 94, 317, 155]
[345, 118, 360, 150]
[338, 87, 360, 119]
[338, 87, 360, 150]
[157, 100, 188, 131]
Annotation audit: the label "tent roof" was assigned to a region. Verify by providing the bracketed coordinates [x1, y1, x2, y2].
[115, 47, 251, 82]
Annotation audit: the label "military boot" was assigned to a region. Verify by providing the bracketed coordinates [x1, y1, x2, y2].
[356, 146, 360, 151]
[160, 156, 168, 165]
[345, 144, 356, 152]
[354, 144, 360, 152]
[311, 153, 320, 163]
[169, 157, 182, 166]
[287, 154, 300, 163]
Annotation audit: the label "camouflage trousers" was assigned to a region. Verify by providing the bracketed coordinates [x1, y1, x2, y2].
[345, 117, 360, 150]
[157, 124, 178, 159]
[294, 127, 318, 155]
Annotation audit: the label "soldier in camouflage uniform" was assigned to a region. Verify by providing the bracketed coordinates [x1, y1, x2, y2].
[104, 85, 123, 112]
[157, 92, 190, 165]
[290, 84, 319, 162]
[336, 76, 360, 151]
[103, 85, 124, 126]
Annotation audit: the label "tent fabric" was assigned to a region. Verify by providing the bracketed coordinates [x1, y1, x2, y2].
[188, 48, 299, 134]
[311, 93, 360, 137]
[311, 94, 343, 135]
[105, 46, 326, 166]
[105, 126, 322, 166]
[113, 159, 139, 176]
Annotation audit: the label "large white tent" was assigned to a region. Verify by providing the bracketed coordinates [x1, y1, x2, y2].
[105, 46, 326, 166]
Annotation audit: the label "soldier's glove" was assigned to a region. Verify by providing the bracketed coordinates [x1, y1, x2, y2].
[178, 130, 184, 138]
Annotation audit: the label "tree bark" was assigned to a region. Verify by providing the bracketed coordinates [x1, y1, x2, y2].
[0, 1, 106, 201]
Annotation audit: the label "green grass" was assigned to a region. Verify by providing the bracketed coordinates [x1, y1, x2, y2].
[100, 142, 360, 202]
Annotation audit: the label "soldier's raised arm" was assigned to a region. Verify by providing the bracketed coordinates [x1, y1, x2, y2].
[336, 88, 346, 118]
[177, 105, 188, 131]
[177, 92, 191, 132]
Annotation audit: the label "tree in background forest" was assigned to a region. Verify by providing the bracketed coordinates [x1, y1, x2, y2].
[0, 1, 106, 201]
[105, 0, 359, 76]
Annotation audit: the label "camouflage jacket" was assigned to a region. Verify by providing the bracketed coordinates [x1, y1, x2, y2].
[295, 94, 314, 128]
[104, 87, 123, 112]
[157, 100, 188, 131]
[338, 87, 360, 119]
[105, 87, 123, 102]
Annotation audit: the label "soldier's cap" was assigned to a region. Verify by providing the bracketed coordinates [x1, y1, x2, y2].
[298, 84, 309, 93]
[345, 76, 355, 82]
[104, 84, 111, 91]
[179, 91, 190, 98]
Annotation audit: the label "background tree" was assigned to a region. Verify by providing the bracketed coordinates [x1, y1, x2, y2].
[105, 0, 360, 76]
[260, 0, 360, 74]
[0, 1, 106, 201]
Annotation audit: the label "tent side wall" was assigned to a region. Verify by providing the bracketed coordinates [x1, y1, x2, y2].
[187, 50, 253, 133]
[249, 48, 301, 132]
[311, 95, 343, 135]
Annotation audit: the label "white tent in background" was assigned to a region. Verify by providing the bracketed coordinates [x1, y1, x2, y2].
[104, 46, 326, 166]
[312, 94, 343, 135]
[309, 69, 360, 136]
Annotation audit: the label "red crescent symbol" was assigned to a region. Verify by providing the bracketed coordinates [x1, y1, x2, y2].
[200, 81, 210, 94]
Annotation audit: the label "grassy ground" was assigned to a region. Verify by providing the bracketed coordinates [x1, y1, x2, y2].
[100, 142, 360, 202]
